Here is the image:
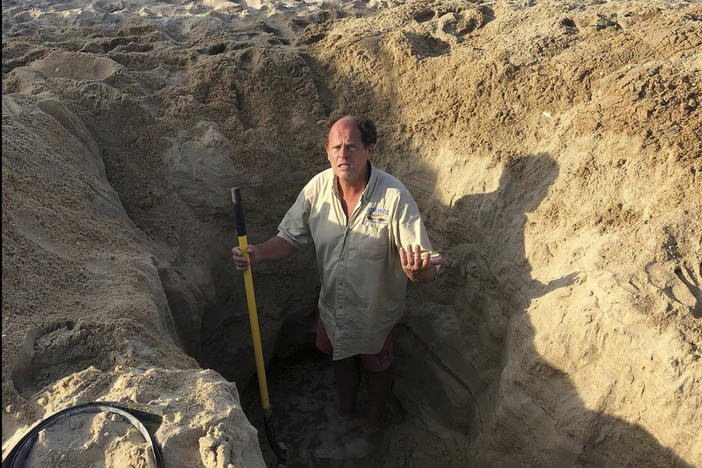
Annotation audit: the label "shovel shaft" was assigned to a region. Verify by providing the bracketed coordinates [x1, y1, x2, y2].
[232, 187, 271, 410]
[238, 234, 271, 410]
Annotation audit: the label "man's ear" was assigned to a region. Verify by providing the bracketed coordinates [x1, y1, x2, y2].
[367, 143, 375, 155]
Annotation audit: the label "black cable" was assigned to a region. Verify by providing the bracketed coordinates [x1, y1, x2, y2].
[2, 401, 164, 468]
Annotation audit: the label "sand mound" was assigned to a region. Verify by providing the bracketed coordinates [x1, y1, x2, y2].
[3, 0, 701, 466]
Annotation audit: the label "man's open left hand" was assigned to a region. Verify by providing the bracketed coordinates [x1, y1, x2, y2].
[400, 244, 448, 282]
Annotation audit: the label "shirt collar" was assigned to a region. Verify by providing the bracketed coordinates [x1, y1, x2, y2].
[363, 162, 378, 201]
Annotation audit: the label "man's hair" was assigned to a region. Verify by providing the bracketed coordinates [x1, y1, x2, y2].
[330, 115, 377, 148]
[350, 115, 377, 148]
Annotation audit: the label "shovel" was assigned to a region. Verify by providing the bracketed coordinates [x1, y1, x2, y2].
[231, 187, 287, 468]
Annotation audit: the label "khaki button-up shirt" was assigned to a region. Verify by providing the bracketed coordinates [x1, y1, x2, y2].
[277, 164, 436, 360]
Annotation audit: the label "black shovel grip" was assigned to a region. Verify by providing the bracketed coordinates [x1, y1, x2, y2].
[231, 187, 247, 237]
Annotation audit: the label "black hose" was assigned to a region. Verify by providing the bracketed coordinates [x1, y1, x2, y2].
[1, 401, 164, 468]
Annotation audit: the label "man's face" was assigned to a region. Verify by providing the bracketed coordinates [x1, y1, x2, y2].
[327, 118, 373, 184]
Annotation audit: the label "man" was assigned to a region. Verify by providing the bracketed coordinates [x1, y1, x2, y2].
[232, 115, 447, 433]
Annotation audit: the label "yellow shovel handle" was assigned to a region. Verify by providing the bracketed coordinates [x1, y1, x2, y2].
[238, 234, 271, 410]
[232, 186, 271, 411]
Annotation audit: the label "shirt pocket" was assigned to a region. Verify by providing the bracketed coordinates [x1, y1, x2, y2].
[353, 222, 389, 259]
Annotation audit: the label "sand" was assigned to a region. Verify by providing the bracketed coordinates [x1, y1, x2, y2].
[2, 0, 701, 466]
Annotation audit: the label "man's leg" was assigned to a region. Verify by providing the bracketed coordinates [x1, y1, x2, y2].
[359, 327, 395, 431]
[334, 356, 361, 417]
[365, 365, 392, 432]
[317, 319, 359, 416]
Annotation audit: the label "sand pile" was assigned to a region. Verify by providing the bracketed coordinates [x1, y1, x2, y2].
[2, 0, 701, 466]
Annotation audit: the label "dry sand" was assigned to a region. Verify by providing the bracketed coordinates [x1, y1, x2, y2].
[2, 0, 701, 466]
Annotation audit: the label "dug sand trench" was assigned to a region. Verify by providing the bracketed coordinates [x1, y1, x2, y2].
[2, 0, 701, 467]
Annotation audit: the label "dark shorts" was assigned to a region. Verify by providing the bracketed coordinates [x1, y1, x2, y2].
[315, 319, 394, 372]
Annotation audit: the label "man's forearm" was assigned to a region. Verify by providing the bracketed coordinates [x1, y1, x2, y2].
[254, 236, 298, 263]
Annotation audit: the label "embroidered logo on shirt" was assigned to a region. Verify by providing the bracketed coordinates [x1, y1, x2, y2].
[366, 207, 389, 225]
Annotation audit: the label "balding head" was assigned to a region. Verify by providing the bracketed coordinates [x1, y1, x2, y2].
[328, 115, 377, 149]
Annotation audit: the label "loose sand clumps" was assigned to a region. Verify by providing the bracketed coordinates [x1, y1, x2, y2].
[2, 0, 701, 467]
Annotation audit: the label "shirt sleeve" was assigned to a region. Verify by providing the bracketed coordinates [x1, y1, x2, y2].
[277, 187, 312, 251]
[394, 192, 437, 259]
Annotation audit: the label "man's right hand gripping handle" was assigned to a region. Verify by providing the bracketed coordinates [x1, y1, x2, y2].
[232, 245, 255, 271]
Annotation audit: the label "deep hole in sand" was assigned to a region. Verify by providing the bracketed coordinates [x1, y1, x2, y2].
[237, 344, 475, 467]
[159, 247, 483, 466]
[143, 186, 483, 465]
[179, 269, 483, 468]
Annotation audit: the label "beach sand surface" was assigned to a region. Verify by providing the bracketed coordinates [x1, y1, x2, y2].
[2, 0, 701, 466]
